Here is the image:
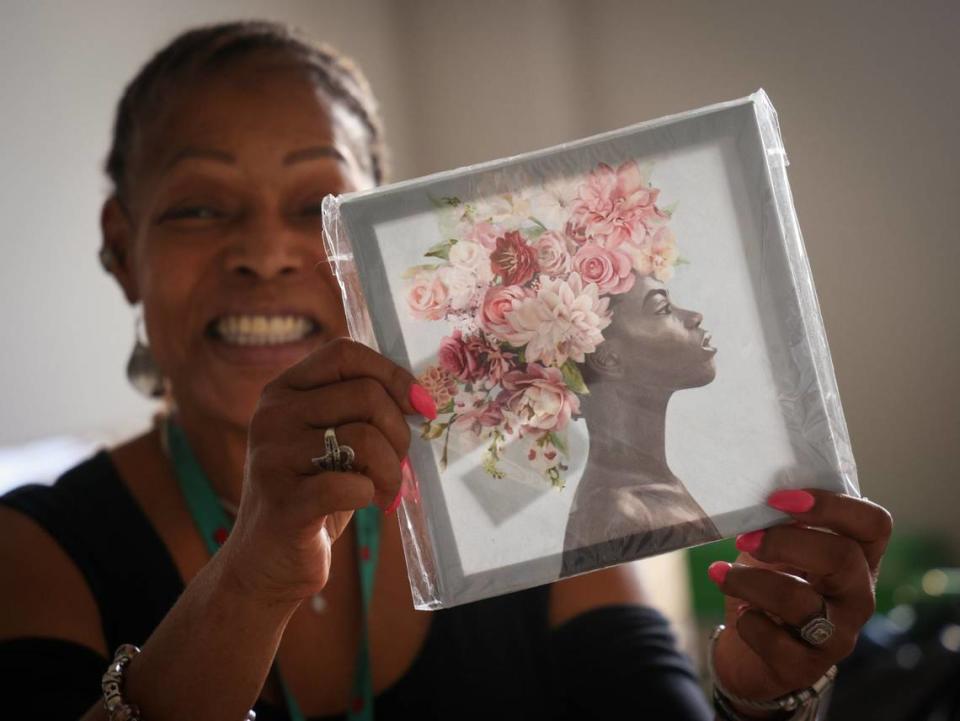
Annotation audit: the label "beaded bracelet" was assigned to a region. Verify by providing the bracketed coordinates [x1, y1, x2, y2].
[101, 644, 256, 721]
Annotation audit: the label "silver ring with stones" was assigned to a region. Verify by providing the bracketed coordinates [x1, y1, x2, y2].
[310, 428, 356, 473]
[796, 600, 835, 646]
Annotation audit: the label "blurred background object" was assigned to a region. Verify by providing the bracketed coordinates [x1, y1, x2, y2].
[1, 0, 957, 701]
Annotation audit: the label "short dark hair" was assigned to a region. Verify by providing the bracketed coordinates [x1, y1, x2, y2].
[104, 20, 386, 207]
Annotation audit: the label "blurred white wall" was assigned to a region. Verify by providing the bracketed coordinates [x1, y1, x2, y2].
[1, 1, 958, 553]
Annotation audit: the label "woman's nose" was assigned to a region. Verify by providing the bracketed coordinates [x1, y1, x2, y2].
[224, 219, 311, 281]
[680, 309, 703, 329]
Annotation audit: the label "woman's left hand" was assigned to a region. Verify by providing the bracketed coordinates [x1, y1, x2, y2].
[709, 489, 893, 706]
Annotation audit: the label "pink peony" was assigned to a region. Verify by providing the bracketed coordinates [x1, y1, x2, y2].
[621, 226, 679, 282]
[480, 284, 531, 337]
[438, 330, 486, 382]
[448, 240, 493, 282]
[534, 231, 572, 277]
[407, 269, 449, 320]
[438, 265, 481, 312]
[452, 391, 505, 434]
[497, 363, 581, 433]
[565, 160, 667, 249]
[571, 243, 636, 295]
[490, 230, 538, 286]
[500, 272, 612, 367]
[463, 221, 503, 251]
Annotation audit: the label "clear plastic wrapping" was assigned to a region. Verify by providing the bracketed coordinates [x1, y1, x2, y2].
[322, 89, 859, 609]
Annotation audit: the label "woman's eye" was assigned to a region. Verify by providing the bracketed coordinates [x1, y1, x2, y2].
[655, 303, 672, 315]
[159, 205, 224, 222]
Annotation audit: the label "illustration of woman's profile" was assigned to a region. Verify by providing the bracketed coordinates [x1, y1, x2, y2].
[560, 274, 721, 577]
[404, 158, 720, 576]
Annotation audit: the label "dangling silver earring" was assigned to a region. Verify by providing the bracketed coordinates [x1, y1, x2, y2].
[127, 308, 165, 398]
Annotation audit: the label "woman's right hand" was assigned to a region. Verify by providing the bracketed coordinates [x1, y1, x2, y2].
[218, 337, 431, 607]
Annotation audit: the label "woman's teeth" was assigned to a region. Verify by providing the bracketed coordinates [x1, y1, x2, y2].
[702, 333, 716, 351]
[214, 315, 316, 346]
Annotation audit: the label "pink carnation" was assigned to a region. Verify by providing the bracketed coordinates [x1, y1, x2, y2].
[497, 363, 581, 433]
[571, 243, 636, 295]
[565, 160, 667, 249]
[534, 231, 572, 277]
[490, 230, 538, 286]
[407, 270, 449, 320]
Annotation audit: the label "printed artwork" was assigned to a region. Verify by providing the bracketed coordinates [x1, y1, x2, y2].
[325, 92, 859, 608]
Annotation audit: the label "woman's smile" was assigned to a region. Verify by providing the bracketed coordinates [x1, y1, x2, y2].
[204, 309, 326, 366]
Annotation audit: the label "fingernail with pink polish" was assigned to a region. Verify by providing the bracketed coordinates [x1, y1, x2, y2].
[736, 529, 765, 554]
[385, 491, 402, 515]
[708, 561, 731, 585]
[408, 383, 437, 420]
[767, 489, 815, 513]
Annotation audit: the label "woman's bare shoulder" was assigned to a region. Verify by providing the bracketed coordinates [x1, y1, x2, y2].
[0, 503, 107, 655]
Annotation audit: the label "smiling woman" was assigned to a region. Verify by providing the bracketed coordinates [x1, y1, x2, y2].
[0, 18, 892, 721]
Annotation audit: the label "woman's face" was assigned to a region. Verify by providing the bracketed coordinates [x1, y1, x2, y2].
[605, 275, 717, 390]
[105, 57, 373, 429]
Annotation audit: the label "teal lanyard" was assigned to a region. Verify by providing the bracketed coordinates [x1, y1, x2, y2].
[165, 416, 379, 721]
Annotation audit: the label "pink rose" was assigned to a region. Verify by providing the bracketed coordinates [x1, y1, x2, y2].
[571, 243, 636, 295]
[438, 330, 485, 382]
[497, 363, 581, 433]
[407, 270, 449, 320]
[480, 284, 531, 337]
[490, 230, 538, 286]
[565, 160, 667, 249]
[534, 231, 572, 277]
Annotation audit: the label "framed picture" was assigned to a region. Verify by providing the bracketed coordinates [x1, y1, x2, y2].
[322, 90, 858, 609]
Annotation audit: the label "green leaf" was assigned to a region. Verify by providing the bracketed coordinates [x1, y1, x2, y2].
[675, 256, 691, 266]
[421, 421, 446, 440]
[662, 201, 679, 218]
[424, 238, 457, 261]
[438, 398, 455, 415]
[546, 431, 568, 455]
[560, 360, 589, 395]
[428, 193, 462, 209]
[528, 216, 548, 231]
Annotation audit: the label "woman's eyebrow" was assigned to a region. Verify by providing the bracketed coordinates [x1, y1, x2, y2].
[283, 145, 346, 165]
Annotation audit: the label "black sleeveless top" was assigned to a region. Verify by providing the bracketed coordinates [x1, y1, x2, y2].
[0, 451, 712, 720]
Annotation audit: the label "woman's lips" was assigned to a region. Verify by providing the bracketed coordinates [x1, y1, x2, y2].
[700, 331, 718, 355]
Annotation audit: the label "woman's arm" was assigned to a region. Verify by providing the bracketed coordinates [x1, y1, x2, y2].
[0, 339, 423, 721]
[0, 505, 297, 721]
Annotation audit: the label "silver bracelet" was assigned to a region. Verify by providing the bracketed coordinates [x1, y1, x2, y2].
[101, 644, 257, 721]
[708, 624, 836, 719]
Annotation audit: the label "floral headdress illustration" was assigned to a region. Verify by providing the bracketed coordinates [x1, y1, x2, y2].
[405, 159, 681, 487]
